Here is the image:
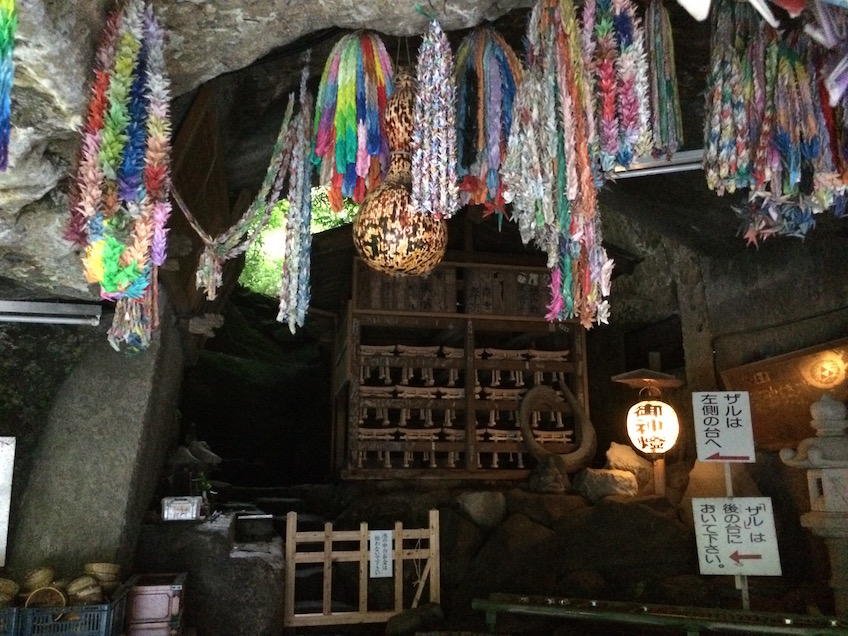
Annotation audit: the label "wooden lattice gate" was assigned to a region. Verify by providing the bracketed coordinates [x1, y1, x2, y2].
[283, 509, 440, 627]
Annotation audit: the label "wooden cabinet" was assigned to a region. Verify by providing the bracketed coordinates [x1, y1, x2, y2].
[333, 258, 588, 479]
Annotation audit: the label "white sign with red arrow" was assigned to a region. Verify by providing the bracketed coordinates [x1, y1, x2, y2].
[692, 392, 755, 463]
[692, 497, 782, 576]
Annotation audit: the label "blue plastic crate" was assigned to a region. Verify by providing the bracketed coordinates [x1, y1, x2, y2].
[19, 587, 127, 636]
[0, 607, 19, 636]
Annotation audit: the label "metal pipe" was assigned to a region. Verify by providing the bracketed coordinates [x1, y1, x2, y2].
[0, 314, 101, 326]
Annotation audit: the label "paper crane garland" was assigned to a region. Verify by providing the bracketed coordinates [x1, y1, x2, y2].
[411, 19, 459, 220]
[581, 0, 653, 173]
[277, 65, 315, 334]
[646, 0, 684, 158]
[703, 0, 847, 244]
[454, 26, 523, 219]
[68, 0, 172, 352]
[0, 0, 15, 171]
[503, 0, 614, 329]
[312, 31, 394, 213]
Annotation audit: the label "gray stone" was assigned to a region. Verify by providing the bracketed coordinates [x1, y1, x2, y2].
[462, 513, 558, 598]
[438, 507, 483, 598]
[554, 568, 607, 599]
[7, 296, 184, 579]
[504, 488, 588, 528]
[605, 442, 654, 494]
[456, 491, 506, 530]
[385, 603, 444, 636]
[554, 499, 695, 579]
[572, 468, 638, 503]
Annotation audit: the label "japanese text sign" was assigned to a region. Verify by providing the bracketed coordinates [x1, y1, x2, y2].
[692, 497, 782, 576]
[692, 392, 755, 462]
[369, 530, 393, 578]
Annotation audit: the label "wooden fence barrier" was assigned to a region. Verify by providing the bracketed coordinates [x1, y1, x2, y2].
[284, 509, 440, 628]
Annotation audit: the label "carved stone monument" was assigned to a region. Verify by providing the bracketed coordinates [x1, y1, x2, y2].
[780, 393, 848, 615]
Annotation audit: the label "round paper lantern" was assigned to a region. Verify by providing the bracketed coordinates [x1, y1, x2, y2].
[626, 399, 679, 455]
[353, 71, 447, 276]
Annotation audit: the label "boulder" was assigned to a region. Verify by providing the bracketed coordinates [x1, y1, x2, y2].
[385, 603, 444, 636]
[462, 513, 558, 599]
[554, 498, 695, 580]
[572, 468, 638, 503]
[457, 490, 506, 530]
[605, 442, 654, 494]
[505, 488, 588, 528]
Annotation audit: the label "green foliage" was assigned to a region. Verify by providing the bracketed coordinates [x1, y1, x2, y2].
[238, 187, 359, 297]
[311, 186, 359, 232]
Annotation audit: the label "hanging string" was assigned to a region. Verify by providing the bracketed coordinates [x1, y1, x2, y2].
[0, 0, 16, 171]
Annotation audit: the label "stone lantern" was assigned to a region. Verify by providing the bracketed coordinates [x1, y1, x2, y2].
[780, 393, 848, 615]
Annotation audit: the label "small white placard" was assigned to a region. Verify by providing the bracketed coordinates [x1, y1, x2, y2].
[369, 530, 392, 578]
[0, 438, 14, 567]
[692, 392, 755, 462]
[692, 497, 782, 576]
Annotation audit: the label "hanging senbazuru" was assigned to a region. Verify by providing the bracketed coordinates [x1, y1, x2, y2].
[352, 71, 447, 276]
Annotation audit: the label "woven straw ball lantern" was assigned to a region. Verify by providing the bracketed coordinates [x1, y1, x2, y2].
[353, 71, 447, 276]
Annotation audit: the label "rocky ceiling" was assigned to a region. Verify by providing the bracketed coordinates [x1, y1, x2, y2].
[0, 0, 831, 305]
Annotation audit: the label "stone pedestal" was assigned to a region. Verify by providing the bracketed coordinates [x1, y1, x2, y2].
[781, 393, 848, 615]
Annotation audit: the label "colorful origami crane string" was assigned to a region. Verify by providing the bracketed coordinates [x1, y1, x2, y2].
[312, 31, 394, 212]
[453, 26, 523, 220]
[646, 0, 683, 158]
[502, 0, 614, 329]
[581, 0, 653, 173]
[0, 0, 15, 171]
[277, 64, 315, 334]
[702, 0, 760, 195]
[411, 18, 459, 220]
[68, 0, 172, 352]
[703, 0, 846, 244]
[176, 94, 298, 302]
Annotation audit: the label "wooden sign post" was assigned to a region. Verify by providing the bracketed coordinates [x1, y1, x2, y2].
[691, 392, 782, 610]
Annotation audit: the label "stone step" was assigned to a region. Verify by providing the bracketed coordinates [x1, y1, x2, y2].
[253, 496, 306, 516]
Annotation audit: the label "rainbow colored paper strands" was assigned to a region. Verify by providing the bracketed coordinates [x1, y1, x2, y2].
[69, 0, 172, 352]
[0, 0, 16, 171]
[278, 64, 315, 334]
[312, 31, 394, 212]
[454, 27, 523, 218]
[581, 0, 653, 173]
[411, 19, 459, 220]
[703, 0, 847, 243]
[503, 0, 614, 329]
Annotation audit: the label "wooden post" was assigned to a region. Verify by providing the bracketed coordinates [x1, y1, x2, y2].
[394, 521, 404, 611]
[284, 512, 297, 625]
[724, 463, 750, 610]
[359, 522, 368, 613]
[323, 521, 333, 616]
[465, 319, 477, 470]
[429, 509, 440, 604]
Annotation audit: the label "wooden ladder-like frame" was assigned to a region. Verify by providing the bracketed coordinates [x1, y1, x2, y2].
[283, 509, 440, 628]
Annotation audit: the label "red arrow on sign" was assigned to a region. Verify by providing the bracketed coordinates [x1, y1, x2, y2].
[706, 452, 752, 461]
[730, 550, 762, 564]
